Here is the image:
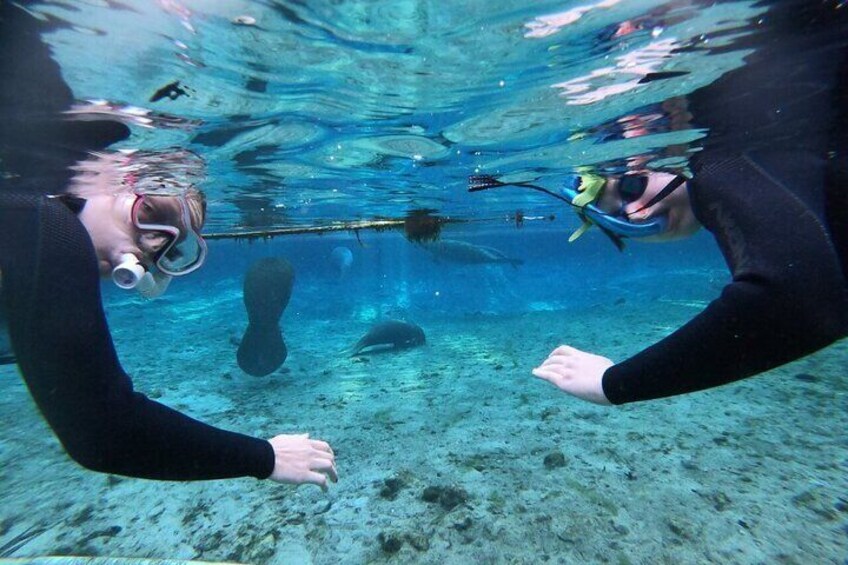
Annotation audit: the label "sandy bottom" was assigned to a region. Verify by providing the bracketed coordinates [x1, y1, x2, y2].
[1, 278, 847, 564]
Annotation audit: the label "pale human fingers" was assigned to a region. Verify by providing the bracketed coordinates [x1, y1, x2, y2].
[305, 471, 329, 491]
[310, 439, 333, 454]
[312, 450, 335, 465]
[538, 354, 573, 368]
[532, 367, 568, 386]
[317, 461, 338, 483]
[309, 454, 338, 478]
[550, 345, 578, 356]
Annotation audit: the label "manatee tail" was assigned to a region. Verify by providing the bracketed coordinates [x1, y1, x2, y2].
[346, 340, 365, 357]
[238, 258, 295, 376]
[238, 323, 287, 376]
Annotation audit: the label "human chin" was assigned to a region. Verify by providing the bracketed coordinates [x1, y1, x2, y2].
[97, 258, 114, 277]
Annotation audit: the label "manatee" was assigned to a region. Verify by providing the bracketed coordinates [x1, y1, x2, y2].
[237, 257, 295, 376]
[330, 246, 353, 280]
[349, 320, 426, 356]
[422, 239, 523, 268]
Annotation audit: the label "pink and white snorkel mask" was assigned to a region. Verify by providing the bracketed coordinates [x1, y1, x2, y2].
[130, 192, 207, 276]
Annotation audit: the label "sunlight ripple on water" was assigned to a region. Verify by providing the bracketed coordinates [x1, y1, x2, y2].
[34, 0, 764, 232]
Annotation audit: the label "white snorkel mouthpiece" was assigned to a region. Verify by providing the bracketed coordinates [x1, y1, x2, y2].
[112, 253, 146, 289]
[111, 253, 172, 298]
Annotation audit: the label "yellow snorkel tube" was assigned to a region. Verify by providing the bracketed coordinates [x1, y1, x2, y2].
[565, 169, 606, 242]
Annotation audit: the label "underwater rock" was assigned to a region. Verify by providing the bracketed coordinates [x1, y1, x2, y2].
[405, 532, 430, 552]
[421, 486, 440, 503]
[447, 509, 481, 545]
[377, 531, 404, 553]
[452, 516, 473, 531]
[666, 517, 693, 540]
[543, 451, 567, 469]
[379, 477, 406, 500]
[421, 485, 468, 511]
[710, 491, 732, 511]
[349, 320, 425, 356]
[237, 257, 295, 377]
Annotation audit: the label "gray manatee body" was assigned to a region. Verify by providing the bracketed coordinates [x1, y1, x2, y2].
[350, 320, 426, 355]
[422, 239, 523, 268]
[237, 257, 295, 376]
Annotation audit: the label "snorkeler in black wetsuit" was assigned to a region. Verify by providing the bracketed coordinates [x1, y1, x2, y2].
[533, 0, 848, 404]
[0, 191, 278, 479]
[0, 2, 336, 486]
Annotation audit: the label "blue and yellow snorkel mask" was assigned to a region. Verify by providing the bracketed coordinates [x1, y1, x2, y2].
[468, 170, 685, 250]
[561, 169, 669, 243]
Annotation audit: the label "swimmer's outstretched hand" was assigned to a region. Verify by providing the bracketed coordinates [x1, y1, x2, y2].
[267, 433, 338, 490]
[532, 345, 613, 406]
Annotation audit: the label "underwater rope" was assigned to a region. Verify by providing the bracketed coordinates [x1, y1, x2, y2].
[202, 214, 556, 241]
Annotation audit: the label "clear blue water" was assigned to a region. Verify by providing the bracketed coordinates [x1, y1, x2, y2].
[2, 1, 847, 564]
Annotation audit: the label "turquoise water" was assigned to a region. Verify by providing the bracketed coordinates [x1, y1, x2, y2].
[39, 0, 761, 231]
[2, 1, 847, 564]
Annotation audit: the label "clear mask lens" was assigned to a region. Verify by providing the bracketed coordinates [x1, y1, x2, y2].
[131, 195, 207, 276]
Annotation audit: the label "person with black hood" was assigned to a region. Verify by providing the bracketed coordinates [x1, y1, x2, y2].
[532, 0, 848, 404]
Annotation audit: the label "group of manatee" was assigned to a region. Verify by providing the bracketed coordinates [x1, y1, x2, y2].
[236, 254, 427, 377]
[236, 237, 521, 377]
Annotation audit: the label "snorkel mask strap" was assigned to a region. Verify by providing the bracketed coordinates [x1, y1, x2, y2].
[628, 174, 687, 215]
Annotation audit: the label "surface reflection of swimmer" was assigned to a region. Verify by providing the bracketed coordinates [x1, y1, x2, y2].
[530, 1, 848, 405]
[0, 3, 336, 488]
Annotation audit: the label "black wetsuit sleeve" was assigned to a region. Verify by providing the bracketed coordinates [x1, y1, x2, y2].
[602, 153, 848, 404]
[0, 196, 275, 480]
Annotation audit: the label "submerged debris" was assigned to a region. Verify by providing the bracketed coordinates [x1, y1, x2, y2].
[421, 485, 468, 511]
[404, 209, 444, 242]
[231, 15, 256, 26]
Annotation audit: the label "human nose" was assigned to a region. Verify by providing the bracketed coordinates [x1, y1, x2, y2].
[138, 231, 171, 256]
